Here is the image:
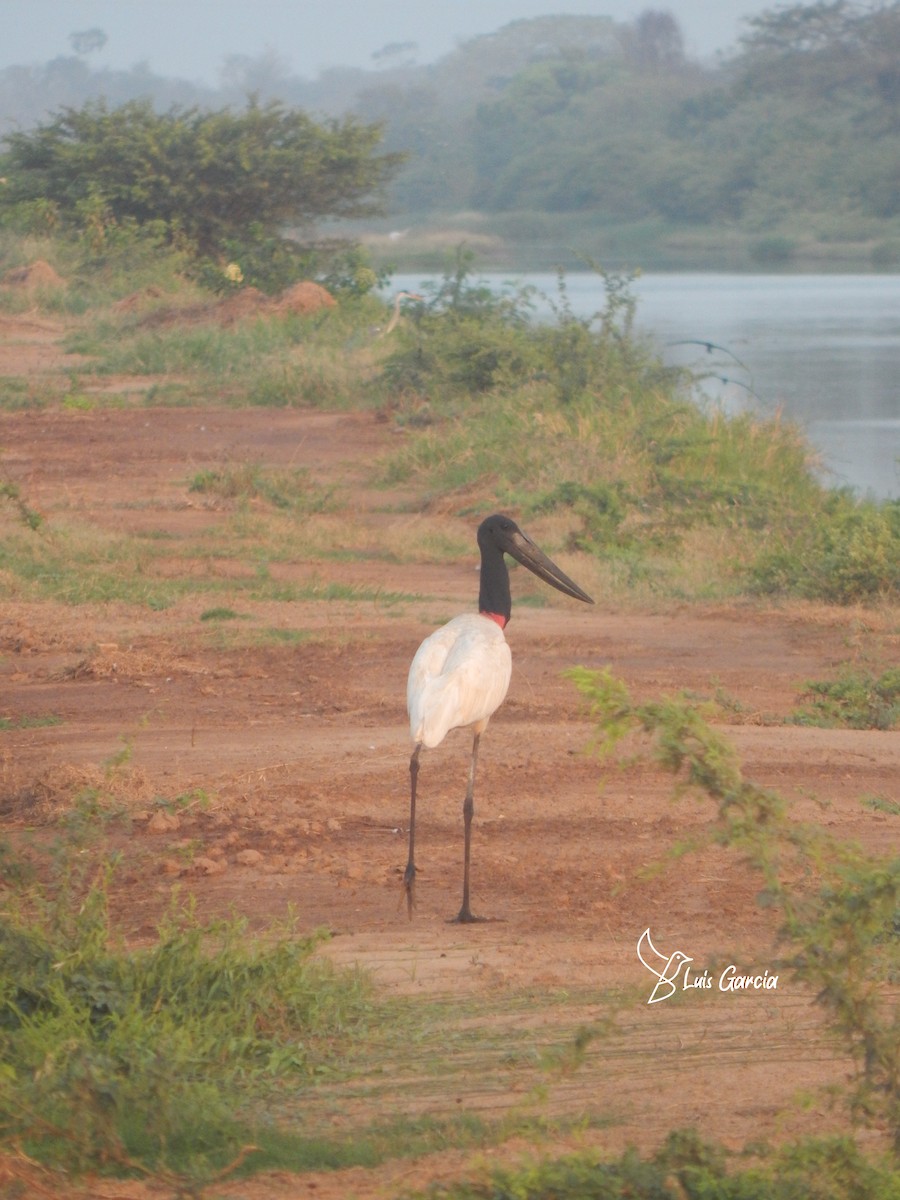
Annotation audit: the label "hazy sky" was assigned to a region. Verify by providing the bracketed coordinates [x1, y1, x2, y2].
[4, 0, 766, 82]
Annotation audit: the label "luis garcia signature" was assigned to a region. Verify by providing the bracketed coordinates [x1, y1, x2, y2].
[637, 928, 779, 1004]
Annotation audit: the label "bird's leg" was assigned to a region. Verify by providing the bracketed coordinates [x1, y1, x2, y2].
[452, 732, 488, 924]
[404, 744, 421, 918]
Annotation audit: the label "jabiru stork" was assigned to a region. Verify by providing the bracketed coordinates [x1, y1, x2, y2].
[404, 513, 594, 922]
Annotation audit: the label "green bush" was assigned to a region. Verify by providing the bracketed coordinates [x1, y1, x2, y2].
[0, 871, 372, 1177]
[530, 479, 629, 549]
[377, 258, 895, 606]
[793, 666, 900, 730]
[188, 463, 335, 512]
[419, 1130, 900, 1199]
[752, 495, 900, 602]
[0, 98, 402, 262]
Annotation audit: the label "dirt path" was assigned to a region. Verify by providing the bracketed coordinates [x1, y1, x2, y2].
[1, 313, 898, 1198]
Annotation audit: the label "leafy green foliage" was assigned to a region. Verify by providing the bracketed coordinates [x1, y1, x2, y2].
[378, 247, 540, 396]
[417, 1130, 900, 1199]
[752, 495, 900, 603]
[188, 463, 335, 513]
[3, 9, 900, 261]
[0, 97, 404, 273]
[793, 666, 900, 730]
[0, 479, 43, 529]
[0, 870, 372, 1178]
[457, 2, 900, 246]
[378, 261, 897, 603]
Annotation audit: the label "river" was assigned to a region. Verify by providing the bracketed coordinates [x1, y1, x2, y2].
[389, 272, 900, 501]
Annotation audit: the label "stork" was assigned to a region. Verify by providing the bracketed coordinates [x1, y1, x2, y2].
[404, 514, 594, 922]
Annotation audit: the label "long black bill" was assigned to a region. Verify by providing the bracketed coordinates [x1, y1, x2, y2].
[502, 529, 594, 605]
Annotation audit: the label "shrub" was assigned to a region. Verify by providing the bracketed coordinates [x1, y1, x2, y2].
[752, 494, 900, 602]
[0, 870, 372, 1177]
[0, 98, 403, 263]
[792, 666, 900, 730]
[188, 463, 335, 512]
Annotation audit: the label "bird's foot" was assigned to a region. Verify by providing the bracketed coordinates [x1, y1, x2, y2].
[449, 907, 492, 925]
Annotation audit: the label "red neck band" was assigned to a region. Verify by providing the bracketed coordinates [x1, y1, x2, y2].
[480, 610, 508, 630]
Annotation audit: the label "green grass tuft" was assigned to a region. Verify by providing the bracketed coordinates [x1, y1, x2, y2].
[189, 463, 335, 513]
[0, 714, 63, 732]
[414, 1131, 900, 1199]
[199, 606, 247, 621]
[791, 666, 900, 730]
[0, 869, 374, 1180]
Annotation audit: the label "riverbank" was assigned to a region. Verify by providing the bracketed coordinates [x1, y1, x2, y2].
[359, 214, 900, 275]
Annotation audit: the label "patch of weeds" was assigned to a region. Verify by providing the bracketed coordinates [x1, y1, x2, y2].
[61, 391, 96, 411]
[751, 493, 900, 603]
[0, 378, 59, 411]
[153, 788, 210, 816]
[0, 713, 63, 732]
[418, 1131, 900, 1200]
[167, 837, 204, 865]
[0, 869, 375, 1183]
[59, 787, 130, 845]
[863, 794, 900, 816]
[234, 1112, 499, 1177]
[712, 686, 751, 719]
[530, 479, 629, 550]
[515, 592, 548, 608]
[189, 463, 335, 513]
[257, 626, 313, 644]
[0, 839, 35, 886]
[0, 522, 186, 609]
[791, 666, 900, 730]
[250, 574, 417, 606]
[199, 606, 248, 621]
[143, 380, 195, 405]
[1, 479, 43, 530]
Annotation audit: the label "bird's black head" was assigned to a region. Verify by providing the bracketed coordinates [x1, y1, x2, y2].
[477, 514, 520, 551]
[476, 513, 593, 619]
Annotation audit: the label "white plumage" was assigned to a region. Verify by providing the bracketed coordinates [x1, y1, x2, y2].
[407, 614, 512, 750]
[401, 513, 593, 924]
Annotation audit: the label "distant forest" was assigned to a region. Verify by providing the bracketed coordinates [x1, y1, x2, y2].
[3, 2, 900, 268]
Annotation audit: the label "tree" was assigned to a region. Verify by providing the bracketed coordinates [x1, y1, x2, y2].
[69, 28, 107, 57]
[627, 10, 685, 70]
[0, 96, 405, 261]
[737, 2, 900, 125]
[738, 0, 853, 56]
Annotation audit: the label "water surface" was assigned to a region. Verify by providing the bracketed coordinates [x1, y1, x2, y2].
[391, 272, 900, 500]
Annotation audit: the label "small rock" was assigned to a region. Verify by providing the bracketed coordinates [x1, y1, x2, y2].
[147, 810, 181, 833]
[236, 848, 264, 867]
[326, 817, 342, 832]
[194, 856, 226, 875]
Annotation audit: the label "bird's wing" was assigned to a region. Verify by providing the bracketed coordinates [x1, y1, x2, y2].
[636, 928, 668, 971]
[408, 615, 512, 749]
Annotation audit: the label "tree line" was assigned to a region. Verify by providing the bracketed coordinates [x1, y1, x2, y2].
[1, 2, 898, 270]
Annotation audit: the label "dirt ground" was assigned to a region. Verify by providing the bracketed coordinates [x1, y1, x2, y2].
[1, 311, 899, 1198]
